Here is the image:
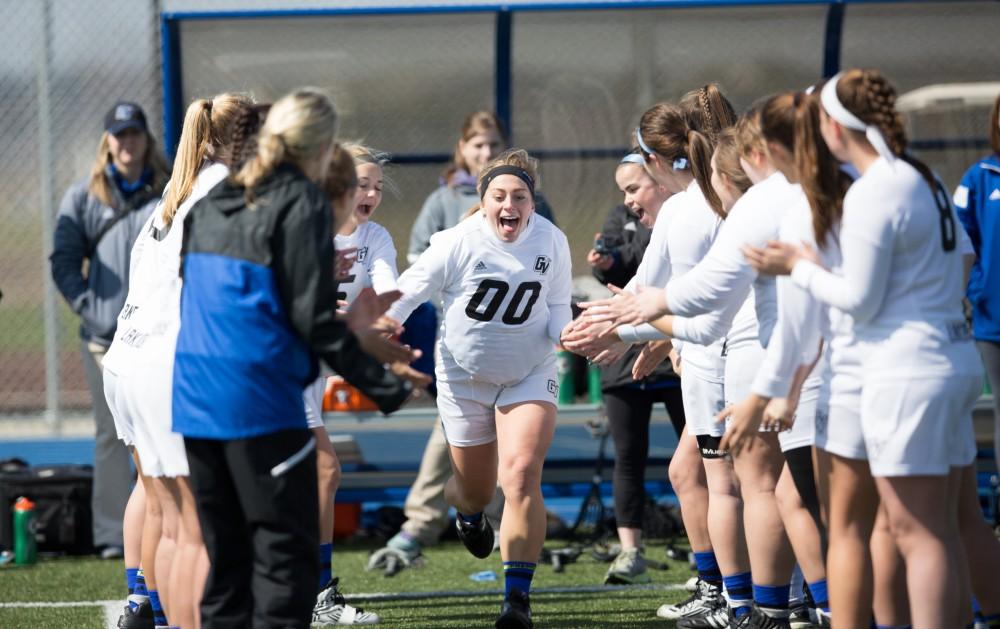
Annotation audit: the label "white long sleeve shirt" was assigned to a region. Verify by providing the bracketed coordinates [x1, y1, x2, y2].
[388, 212, 572, 385]
[619, 182, 726, 381]
[664, 172, 802, 351]
[791, 157, 974, 377]
[334, 221, 398, 304]
[750, 195, 838, 399]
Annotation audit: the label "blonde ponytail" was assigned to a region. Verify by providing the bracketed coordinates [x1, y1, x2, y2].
[161, 92, 254, 224]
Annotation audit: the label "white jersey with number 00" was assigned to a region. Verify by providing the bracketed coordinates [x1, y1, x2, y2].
[388, 212, 572, 386]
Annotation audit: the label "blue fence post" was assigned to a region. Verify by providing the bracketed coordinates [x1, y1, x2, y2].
[495, 9, 513, 143]
[822, 2, 845, 78]
[160, 14, 184, 160]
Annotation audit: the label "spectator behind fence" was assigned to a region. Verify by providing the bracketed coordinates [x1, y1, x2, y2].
[173, 88, 420, 628]
[49, 101, 169, 559]
[586, 156, 684, 587]
[954, 92, 1000, 473]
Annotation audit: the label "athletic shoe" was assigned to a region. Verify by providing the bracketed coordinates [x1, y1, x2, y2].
[812, 608, 831, 628]
[604, 547, 651, 585]
[733, 605, 791, 629]
[117, 600, 154, 629]
[658, 578, 723, 620]
[455, 514, 495, 559]
[100, 545, 125, 560]
[788, 604, 816, 629]
[495, 589, 532, 629]
[673, 600, 730, 629]
[312, 578, 379, 626]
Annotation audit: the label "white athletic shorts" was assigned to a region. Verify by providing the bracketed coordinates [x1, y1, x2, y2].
[861, 337, 981, 477]
[681, 373, 726, 438]
[435, 353, 559, 448]
[105, 363, 189, 477]
[103, 367, 134, 447]
[815, 335, 866, 460]
[779, 377, 820, 452]
[303, 376, 326, 430]
[723, 341, 774, 436]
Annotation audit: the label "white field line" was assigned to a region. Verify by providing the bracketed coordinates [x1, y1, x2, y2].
[0, 581, 688, 609]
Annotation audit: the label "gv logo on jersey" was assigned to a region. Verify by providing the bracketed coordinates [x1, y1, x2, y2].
[533, 255, 550, 275]
[356, 246, 369, 263]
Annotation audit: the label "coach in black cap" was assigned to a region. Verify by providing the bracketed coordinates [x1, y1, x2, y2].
[49, 101, 169, 558]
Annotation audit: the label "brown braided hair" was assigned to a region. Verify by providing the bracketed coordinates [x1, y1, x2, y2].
[639, 84, 736, 218]
[229, 103, 272, 173]
[836, 68, 938, 193]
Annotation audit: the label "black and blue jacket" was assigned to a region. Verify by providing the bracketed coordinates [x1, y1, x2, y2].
[173, 164, 411, 440]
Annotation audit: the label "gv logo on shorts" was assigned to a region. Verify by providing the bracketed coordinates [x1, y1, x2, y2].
[534, 256, 550, 275]
[547, 379, 558, 397]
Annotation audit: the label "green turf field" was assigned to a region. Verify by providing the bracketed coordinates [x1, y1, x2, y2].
[0, 539, 695, 627]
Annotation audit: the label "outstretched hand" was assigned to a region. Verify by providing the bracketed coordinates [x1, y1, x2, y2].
[631, 340, 673, 380]
[577, 284, 668, 328]
[717, 394, 769, 457]
[742, 240, 820, 276]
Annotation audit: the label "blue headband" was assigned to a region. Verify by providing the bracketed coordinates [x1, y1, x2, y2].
[478, 165, 535, 199]
[620, 152, 645, 165]
[635, 127, 689, 171]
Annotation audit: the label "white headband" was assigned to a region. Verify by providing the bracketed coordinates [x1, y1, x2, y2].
[820, 72, 896, 164]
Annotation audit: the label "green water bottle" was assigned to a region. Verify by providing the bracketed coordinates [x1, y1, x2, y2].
[14, 496, 37, 565]
[587, 361, 603, 404]
[556, 349, 576, 405]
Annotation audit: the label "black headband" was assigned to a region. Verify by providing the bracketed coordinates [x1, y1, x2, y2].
[478, 165, 535, 199]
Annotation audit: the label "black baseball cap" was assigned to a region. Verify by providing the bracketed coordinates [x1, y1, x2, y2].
[104, 101, 148, 135]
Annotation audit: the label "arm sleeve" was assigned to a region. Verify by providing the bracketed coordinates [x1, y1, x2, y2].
[790, 202, 894, 324]
[389, 230, 452, 324]
[368, 226, 399, 295]
[273, 188, 410, 414]
[49, 187, 91, 313]
[547, 232, 574, 345]
[954, 170, 979, 257]
[407, 189, 446, 265]
[665, 215, 754, 318]
[751, 275, 821, 399]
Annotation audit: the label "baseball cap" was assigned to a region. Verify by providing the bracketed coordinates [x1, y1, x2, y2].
[104, 101, 148, 135]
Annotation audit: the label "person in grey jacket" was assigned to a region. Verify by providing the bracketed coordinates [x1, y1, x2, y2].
[406, 111, 555, 264]
[49, 101, 169, 557]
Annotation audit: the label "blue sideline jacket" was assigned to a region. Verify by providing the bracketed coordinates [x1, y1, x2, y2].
[173, 164, 411, 440]
[955, 154, 1000, 342]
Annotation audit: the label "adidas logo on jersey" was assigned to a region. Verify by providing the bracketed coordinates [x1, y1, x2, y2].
[990, 188, 1000, 201]
[474, 260, 488, 272]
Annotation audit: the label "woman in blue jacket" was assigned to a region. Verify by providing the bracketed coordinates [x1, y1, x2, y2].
[955, 93, 1000, 474]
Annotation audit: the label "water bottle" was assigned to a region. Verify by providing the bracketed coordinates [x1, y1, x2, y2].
[13, 496, 37, 565]
[556, 349, 576, 405]
[587, 361, 603, 404]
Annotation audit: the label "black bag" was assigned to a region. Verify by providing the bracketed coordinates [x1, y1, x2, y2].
[0, 463, 94, 555]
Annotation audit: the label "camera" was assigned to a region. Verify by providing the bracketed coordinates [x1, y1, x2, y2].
[593, 234, 621, 256]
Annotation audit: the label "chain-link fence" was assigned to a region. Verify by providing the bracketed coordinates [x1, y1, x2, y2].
[2, 0, 999, 421]
[0, 0, 161, 419]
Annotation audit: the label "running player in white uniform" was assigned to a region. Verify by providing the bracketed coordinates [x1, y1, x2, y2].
[388, 149, 571, 629]
[103, 93, 257, 629]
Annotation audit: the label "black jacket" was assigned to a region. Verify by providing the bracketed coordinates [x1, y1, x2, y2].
[173, 164, 410, 439]
[592, 204, 679, 391]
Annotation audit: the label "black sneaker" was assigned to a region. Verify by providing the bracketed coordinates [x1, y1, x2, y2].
[660, 578, 724, 620]
[495, 589, 532, 629]
[455, 514, 494, 559]
[734, 605, 791, 629]
[118, 600, 154, 629]
[673, 594, 730, 629]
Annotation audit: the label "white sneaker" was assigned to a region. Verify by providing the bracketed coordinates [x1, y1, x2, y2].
[604, 547, 651, 584]
[312, 578, 379, 626]
[657, 578, 723, 620]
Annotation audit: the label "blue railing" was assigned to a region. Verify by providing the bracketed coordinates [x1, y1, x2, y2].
[158, 0, 993, 161]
